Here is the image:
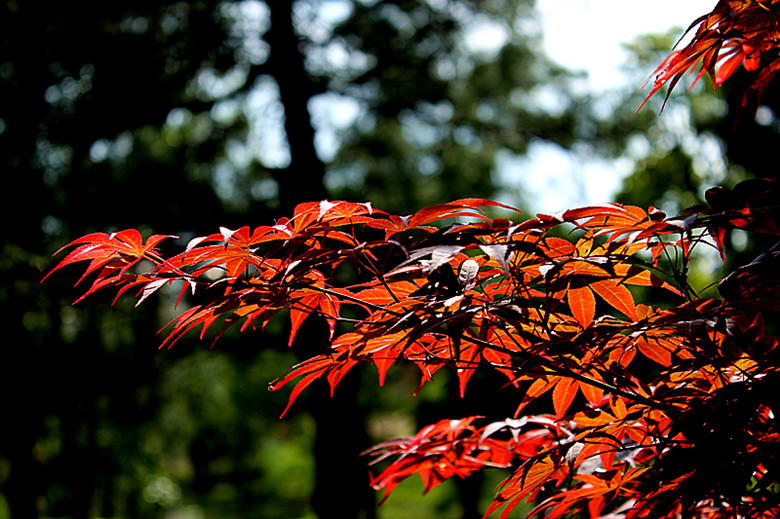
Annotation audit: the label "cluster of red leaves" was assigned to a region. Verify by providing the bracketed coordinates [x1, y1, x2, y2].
[640, 0, 780, 114]
[46, 178, 780, 518]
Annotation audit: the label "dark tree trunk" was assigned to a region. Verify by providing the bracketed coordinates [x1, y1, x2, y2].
[266, 2, 329, 212]
[265, 4, 375, 518]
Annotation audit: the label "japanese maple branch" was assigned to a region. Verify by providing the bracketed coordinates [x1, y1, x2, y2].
[306, 284, 675, 414]
[464, 332, 677, 415]
[308, 285, 405, 317]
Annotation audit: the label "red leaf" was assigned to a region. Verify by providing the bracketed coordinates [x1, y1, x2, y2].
[288, 293, 319, 347]
[456, 341, 481, 398]
[579, 380, 604, 407]
[43, 230, 176, 284]
[567, 285, 596, 328]
[552, 377, 578, 418]
[635, 333, 672, 367]
[364, 333, 407, 386]
[487, 455, 568, 519]
[591, 279, 638, 321]
[269, 352, 356, 417]
[515, 376, 555, 416]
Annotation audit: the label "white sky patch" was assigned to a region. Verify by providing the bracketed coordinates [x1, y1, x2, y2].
[462, 17, 510, 56]
[537, 0, 717, 90]
[497, 143, 634, 212]
[246, 76, 291, 169]
[309, 93, 364, 162]
[511, 0, 718, 213]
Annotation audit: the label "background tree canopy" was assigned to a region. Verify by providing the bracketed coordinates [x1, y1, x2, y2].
[2, 0, 771, 518]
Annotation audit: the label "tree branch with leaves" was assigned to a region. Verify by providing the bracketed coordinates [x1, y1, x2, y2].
[46, 179, 780, 518]
[44, 1, 780, 517]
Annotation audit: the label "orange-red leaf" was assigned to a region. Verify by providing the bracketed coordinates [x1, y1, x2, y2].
[591, 279, 638, 321]
[568, 285, 596, 328]
[43, 230, 176, 285]
[552, 377, 578, 418]
[269, 352, 357, 417]
[635, 333, 672, 367]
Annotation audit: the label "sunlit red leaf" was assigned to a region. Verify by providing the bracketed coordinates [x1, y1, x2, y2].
[591, 279, 638, 321]
[580, 380, 604, 406]
[269, 350, 358, 417]
[635, 333, 672, 367]
[43, 230, 176, 285]
[568, 285, 596, 328]
[288, 290, 340, 346]
[455, 340, 481, 398]
[515, 376, 555, 416]
[552, 377, 578, 418]
[365, 416, 515, 502]
[487, 455, 569, 519]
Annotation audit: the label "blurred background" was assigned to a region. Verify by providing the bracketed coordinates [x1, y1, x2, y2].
[2, 0, 776, 517]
